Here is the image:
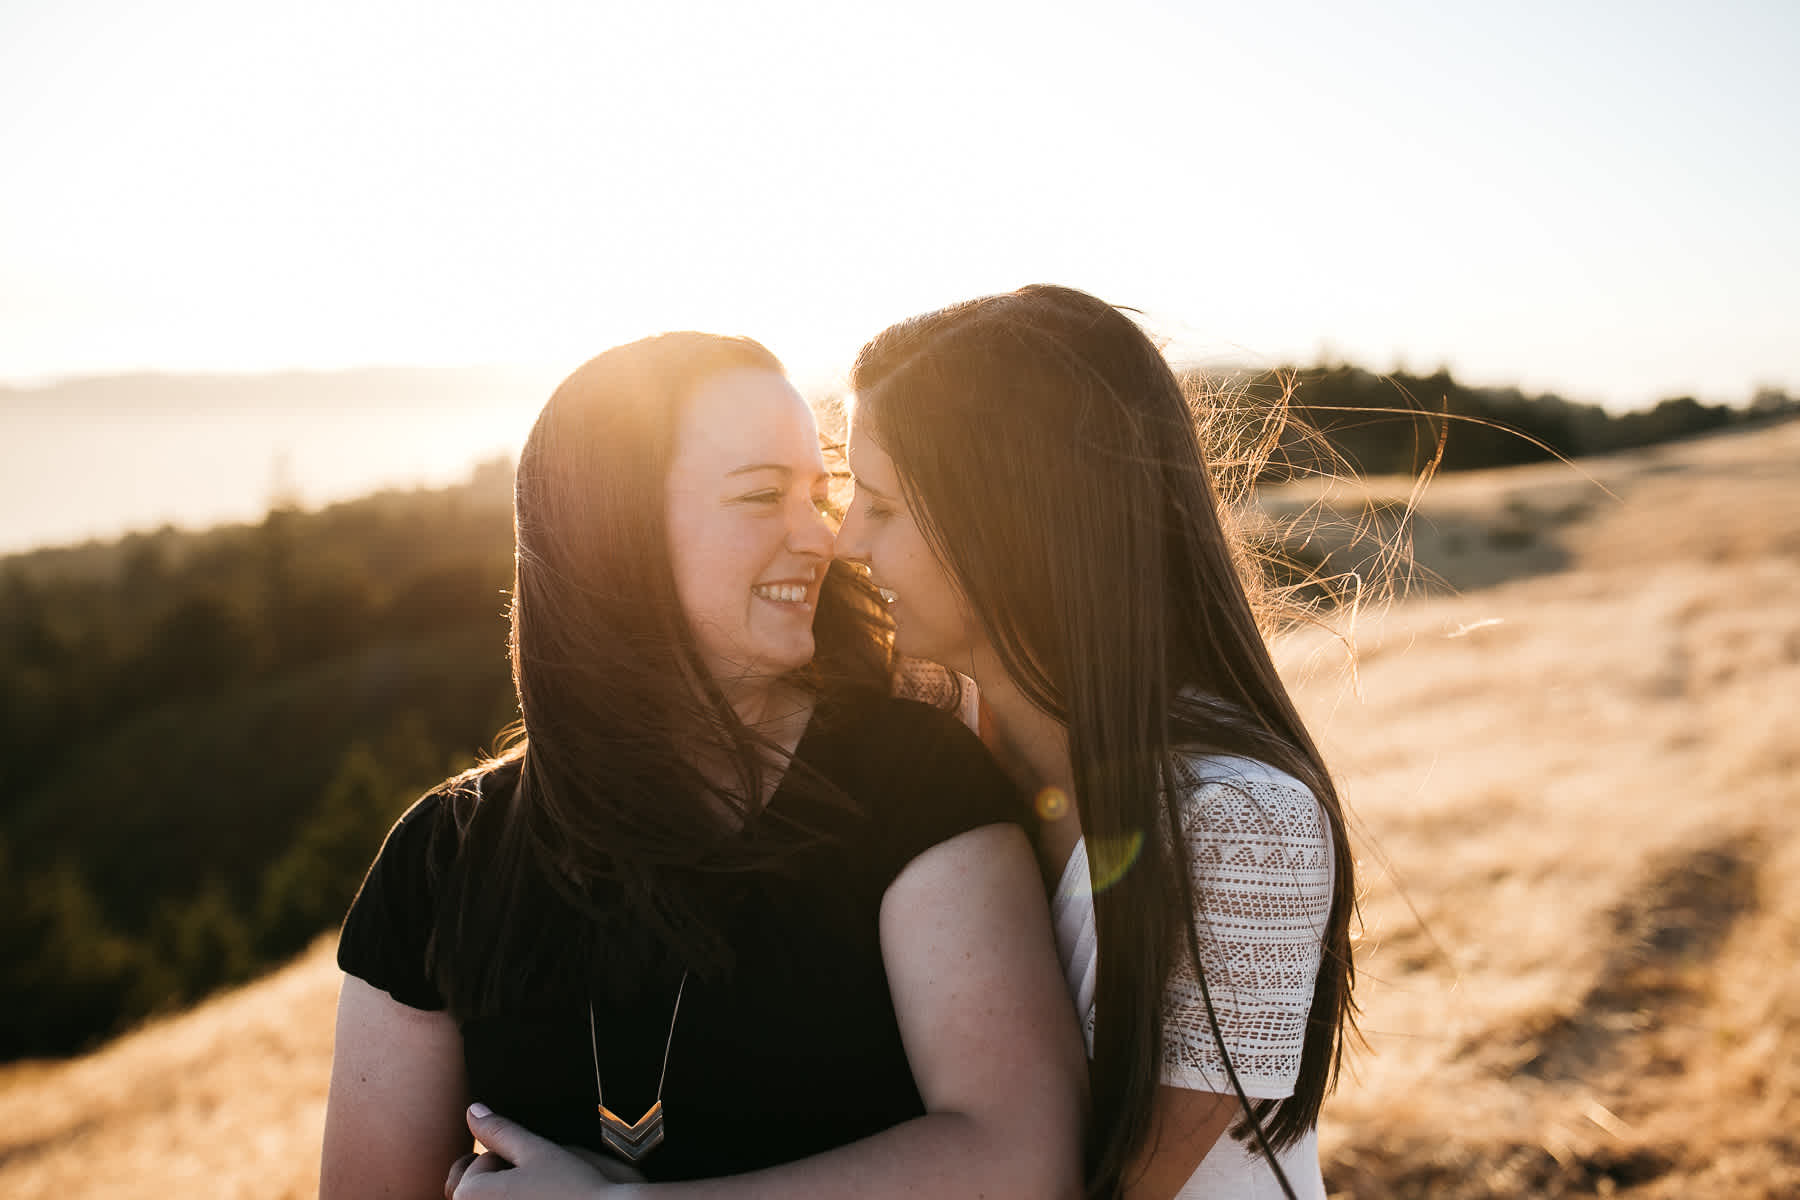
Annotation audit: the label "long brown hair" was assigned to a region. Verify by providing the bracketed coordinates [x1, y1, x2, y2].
[852, 286, 1357, 1197]
[430, 332, 890, 1016]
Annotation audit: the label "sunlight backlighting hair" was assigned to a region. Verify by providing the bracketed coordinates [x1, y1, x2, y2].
[427, 332, 891, 1016]
[852, 285, 1360, 1198]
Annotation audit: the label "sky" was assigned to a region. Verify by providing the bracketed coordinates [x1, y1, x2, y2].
[3, 0, 1797, 410]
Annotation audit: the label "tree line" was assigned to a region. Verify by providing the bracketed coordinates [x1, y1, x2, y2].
[1249, 365, 1794, 477]
[1, 459, 518, 1058]
[1, 370, 1791, 1060]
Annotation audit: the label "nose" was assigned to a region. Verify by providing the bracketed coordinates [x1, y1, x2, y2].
[833, 500, 868, 567]
[788, 493, 836, 560]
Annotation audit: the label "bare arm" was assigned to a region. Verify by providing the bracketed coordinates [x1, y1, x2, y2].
[453, 823, 1088, 1200]
[1119, 1086, 1237, 1199]
[321, 974, 471, 1200]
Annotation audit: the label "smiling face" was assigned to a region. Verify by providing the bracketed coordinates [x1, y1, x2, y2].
[836, 416, 981, 672]
[665, 367, 835, 689]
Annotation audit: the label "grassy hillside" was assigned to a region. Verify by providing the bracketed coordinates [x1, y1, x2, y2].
[1, 420, 1795, 1198]
[0, 465, 522, 1057]
[1282, 420, 1800, 1196]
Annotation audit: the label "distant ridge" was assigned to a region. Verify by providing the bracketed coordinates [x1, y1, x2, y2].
[0, 364, 563, 413]
[1, 365, 563, 555]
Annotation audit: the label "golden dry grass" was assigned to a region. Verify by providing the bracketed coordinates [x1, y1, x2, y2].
[2, 420, 1795, 1199]
[1283, 419, 1800, 1197]
[0, 933, 341, 1199]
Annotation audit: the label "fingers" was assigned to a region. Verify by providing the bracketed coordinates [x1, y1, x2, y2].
[445, 1152, 476, 1198]
[448, 1150, 512, 1199]
[461, 1152, 512, 1183]
[464, 1102, 549, 1167]
[569, 1144, 648, 1183]
[454, 1103, 637, 1198]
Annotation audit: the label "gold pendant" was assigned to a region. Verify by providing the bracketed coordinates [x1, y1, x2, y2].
[598, 1099, 665, 1162]
[589, 971, 686, 1165]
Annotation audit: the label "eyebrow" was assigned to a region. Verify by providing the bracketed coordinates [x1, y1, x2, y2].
[726, 463, 830, 484]
[850, 472, 896, 500]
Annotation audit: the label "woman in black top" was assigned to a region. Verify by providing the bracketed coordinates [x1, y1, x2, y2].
[321, 334, 1086, 1198]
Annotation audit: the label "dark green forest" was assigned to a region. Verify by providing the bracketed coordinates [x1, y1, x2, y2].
[2, 369, 1793, 1061]
[1243, 365, 1796, 477]
[2, 458, 519, 1058]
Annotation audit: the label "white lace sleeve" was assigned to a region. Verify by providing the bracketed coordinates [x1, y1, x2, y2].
[892, 657, 980, 732]
[1160, 756, 1334, 1099]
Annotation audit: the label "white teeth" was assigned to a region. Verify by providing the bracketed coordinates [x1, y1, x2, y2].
[754, 583, 808, 604]
[876, 587, 897, 604]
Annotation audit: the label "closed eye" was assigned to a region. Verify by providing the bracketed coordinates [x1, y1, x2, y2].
[850, 477, 897, 522]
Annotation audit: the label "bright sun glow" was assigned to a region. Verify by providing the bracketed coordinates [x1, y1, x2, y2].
[4, 0, 1796, 402]
[2, 1, 1797, 550]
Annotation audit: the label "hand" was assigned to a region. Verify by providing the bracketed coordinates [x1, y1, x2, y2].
[447, 1103, 648, 1199]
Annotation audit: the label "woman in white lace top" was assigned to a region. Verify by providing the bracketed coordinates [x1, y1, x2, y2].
[837, 286, 1357, 1199]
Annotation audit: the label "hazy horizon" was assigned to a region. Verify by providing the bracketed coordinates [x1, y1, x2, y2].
[6, 0, 1796, 555]
[4, 353, 1785, 558]
[1, 365, 559, 556]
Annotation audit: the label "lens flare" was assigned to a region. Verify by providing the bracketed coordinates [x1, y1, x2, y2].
[1035, 786, 1070, 821]
[1077, 831, 1146, 896]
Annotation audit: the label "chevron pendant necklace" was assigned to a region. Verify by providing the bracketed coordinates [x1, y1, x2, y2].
[588, 971, 688, 1163]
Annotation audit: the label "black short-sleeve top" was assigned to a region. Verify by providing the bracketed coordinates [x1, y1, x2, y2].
[337, 689, 1023, 1181]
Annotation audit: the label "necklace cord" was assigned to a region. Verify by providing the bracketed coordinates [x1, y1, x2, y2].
[589, 970, 690, 1112]
[588, 998, 604, 1104]
[656, 973, 688, 1098]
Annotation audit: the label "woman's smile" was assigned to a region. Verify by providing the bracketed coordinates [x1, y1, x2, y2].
[751, 572, 819, 607]
[664, 367, 836, 682]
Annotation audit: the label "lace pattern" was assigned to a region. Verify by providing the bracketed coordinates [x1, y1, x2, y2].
[1052, 754, 1334, 1100]
[892, 658, 980, 731]
[1162, 755, 1334, 1094]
